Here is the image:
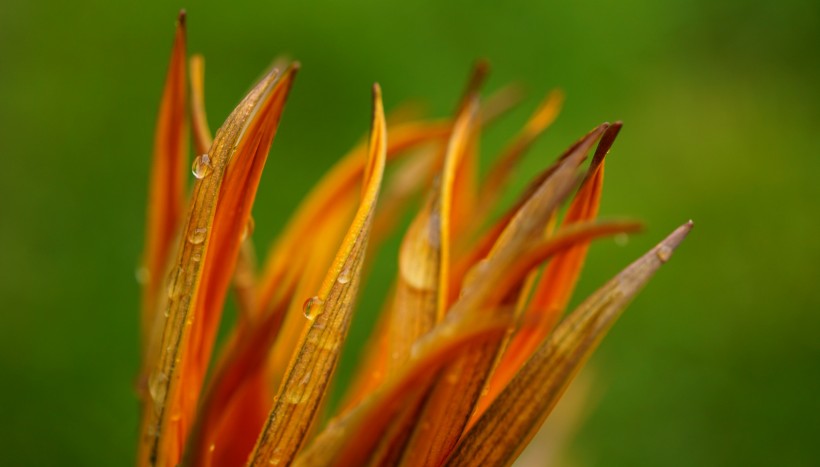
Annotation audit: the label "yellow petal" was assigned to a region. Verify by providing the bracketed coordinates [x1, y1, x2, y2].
[446, 221, 693, 466]
[247, 84, 387, 467]
[189, 54, 212, 156]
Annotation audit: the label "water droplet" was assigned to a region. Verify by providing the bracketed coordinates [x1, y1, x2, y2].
[656, 245, 673, 263]
[191, 154, 212, 179]
[209, 444, 216, 453]
[337, 266, 352, 284]
[285, 387, 309, 404]
[192, 251, 202, 262]
[188, 227, 207, 244]
[167, 267, 183, 299]
[241, 216, 255, 241]
[303, 296, 325, 321]
[135, 266, 150, 284]
[148, 371, 168, 402]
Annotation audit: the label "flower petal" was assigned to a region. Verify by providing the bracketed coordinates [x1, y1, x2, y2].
[399, 124, 608, 466]
[189, 54, 212, 156]
[388, 99, 477, 372]
[138, 11, 188, 360]
[295, 219, 639, 466]
[137, 64, 297, 467]
[247, 84, 387, 466]
[446, 221, 693, 466]
[471, 122, 623, 421]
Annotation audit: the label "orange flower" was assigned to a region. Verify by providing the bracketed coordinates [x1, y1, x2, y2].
[136, 12, 692, 467]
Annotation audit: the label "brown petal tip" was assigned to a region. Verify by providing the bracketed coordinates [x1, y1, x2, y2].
[654, 220, 694, 263]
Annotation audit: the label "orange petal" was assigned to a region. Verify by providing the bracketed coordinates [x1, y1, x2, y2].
[295, 219, 640, 466]
[294, 307, 515, 466]
[399, 124, 608, 467]
[256, 119, 451, 317]
[138, 11, 188, 361]
[247, 84, 387, 467]
[472, 122, 623, 422]
[137, 64, 298, 467]
[446, 222, 693, 466]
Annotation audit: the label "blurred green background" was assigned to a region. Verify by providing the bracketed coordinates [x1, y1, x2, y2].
[1, 0, 818, 465]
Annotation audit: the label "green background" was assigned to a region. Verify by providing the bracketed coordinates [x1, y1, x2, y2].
[1, 0, 818, 465]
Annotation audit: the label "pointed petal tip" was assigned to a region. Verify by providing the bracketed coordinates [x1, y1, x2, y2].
[656, 220, 694, 263]
[474, 58, 491, 75]
[372, 82, 382, 98]
[177, 9, 186, 26]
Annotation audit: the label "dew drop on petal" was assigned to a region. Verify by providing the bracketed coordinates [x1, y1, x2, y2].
[167, 267, 183, 299]
[337, 266, 352, 284]
[188, 227, 207, 244]
[269, 448, 283, 465]
[285, 388, 309, 404]
[191, 154, 212, 179]
[303, 296, 325, 321]
[148, 371, 168, 403]
[656, 245, 673, 263]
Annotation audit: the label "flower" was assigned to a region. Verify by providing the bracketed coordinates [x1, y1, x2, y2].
[135, 11, 691, 467]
